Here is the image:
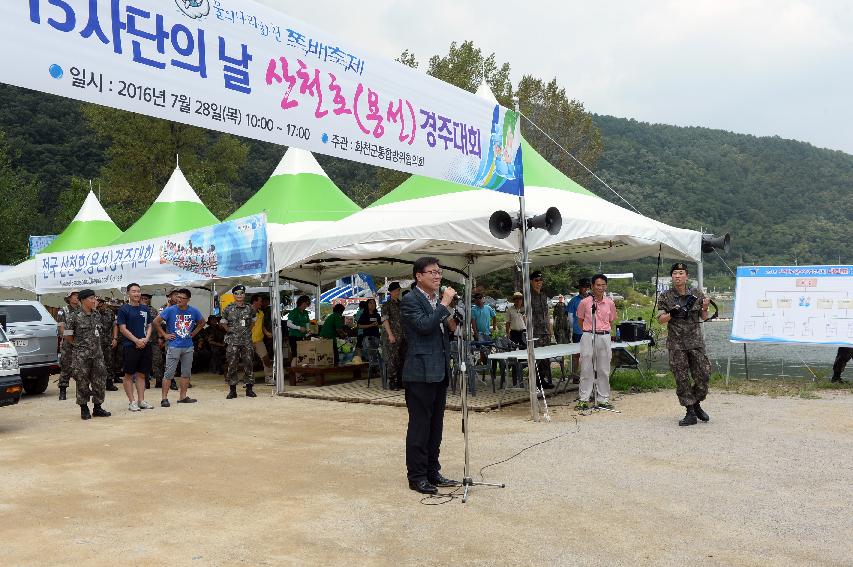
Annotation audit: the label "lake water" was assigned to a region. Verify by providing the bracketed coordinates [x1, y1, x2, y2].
[644, 301, 841, 379]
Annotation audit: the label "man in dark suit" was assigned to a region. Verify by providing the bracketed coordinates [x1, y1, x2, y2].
[400, 256, 460, 495]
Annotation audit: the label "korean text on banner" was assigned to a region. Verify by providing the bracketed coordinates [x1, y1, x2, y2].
[35, 214, 268, 293]
[2, 1, 523, 195]
[731, 265, 853, 346]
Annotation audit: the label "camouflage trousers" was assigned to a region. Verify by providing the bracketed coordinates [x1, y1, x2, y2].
[58, 341, 74, 388]
[225, 343, 254, 386]
[669, 347, 711, 407]
[385, 340, 406, 384]
[151, 348, 165, 381]
[72, 350, 107, 406]
[101, 341, 113, 377]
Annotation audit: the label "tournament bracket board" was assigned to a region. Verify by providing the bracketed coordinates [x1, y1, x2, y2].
[731, 265, 853, 346]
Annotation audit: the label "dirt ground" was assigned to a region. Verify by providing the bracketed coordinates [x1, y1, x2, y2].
[1, 374, 851, 567]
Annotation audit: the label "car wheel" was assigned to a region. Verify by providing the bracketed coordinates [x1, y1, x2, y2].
[22, 374, 50, 395]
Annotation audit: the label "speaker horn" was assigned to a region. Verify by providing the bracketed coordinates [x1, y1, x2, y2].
[489, 210, 516, 240]
[701, 232, 731, 254]
[528, 207, 562, 235]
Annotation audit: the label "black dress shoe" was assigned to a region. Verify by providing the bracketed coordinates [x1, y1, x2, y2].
[693, 402, 710, 422]
[408, 479, 438, 495]
[427, 473, 460, 488]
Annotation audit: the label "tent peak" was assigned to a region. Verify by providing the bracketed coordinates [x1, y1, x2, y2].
[271, 147, 328, 178]
[73, 190, 114, 223]
[476, 81, 499, 104]
[154, 166, 203, 205]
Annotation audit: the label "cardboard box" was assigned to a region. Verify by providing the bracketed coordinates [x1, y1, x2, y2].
[295, 339, 335, 366]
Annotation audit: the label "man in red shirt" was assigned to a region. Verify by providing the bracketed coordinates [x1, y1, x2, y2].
[575, 274, 617, 410]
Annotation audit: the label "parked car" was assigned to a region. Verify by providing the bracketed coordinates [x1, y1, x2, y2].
[607, 292, 625, 301]
[0, 301, 59, 395]
[0, 325, 22, 407]
[494, 298, 510, 312]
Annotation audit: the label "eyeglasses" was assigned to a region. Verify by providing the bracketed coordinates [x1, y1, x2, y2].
[421, 269, 443, 277]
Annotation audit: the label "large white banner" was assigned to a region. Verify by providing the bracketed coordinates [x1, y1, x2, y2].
[731, 265, 853, 346]
[35, 214, 268, 292]
[2, 0, 523, 194]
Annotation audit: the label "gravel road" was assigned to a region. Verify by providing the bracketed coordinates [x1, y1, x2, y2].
[1, 376, 850, 566]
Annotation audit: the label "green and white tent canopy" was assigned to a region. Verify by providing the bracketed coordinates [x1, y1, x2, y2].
[227, 147, 359, 244]
[0, 191, 122, 291]
[273, 87, 700, 282]
[42, 190, 122, 253]
[111, 166, 219, 245]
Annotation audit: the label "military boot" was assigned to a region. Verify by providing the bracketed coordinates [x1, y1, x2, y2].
[155, 379, 163, 388]
[245, 384, 257, 398]
[80, 404, 92, 420]
[226, 384, 238, 399]
[678, 406, 698, 426]
[92, 404, 111, 417]
[693, 402, 710, 422]
[105, 381, 118, 391]
[59, 387, 67, 401]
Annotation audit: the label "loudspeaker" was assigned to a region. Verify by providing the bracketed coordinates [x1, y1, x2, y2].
[701, 232, 731, 254]
[489, 210, 516, 239]
[528, 207, 562, 235]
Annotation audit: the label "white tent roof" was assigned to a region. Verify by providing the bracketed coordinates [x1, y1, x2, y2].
[273, 185, 700, 283]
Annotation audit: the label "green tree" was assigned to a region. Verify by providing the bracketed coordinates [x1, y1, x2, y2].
[0, 131, 41, 263]
[82, 106, 248, 227]
[55, 176, 92, 228]
[516, 77, 603, 184]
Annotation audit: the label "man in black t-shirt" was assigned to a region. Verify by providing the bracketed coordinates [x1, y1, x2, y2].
[116, 283, 154, 412]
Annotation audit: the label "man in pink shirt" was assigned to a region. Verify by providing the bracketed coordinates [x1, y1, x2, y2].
[575, 274, 617, 410]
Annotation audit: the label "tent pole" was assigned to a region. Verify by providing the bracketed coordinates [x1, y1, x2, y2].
[315, 268, 322, 322]
[697, 256, 705, 341]
[519, 194, 541, 422]
[269, 245, 286, 395]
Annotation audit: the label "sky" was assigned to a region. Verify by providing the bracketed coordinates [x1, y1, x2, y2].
[259, 0, 853, 155]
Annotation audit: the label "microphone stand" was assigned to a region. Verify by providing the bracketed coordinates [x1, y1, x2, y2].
[591, 300, 598, 403]
[457, 286, 505, 503]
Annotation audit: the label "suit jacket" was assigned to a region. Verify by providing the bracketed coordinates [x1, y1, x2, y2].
[400, 288, 451, 383]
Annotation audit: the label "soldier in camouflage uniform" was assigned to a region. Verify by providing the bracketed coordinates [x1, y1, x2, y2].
[529, 271, 555, 389]
[658, 263, 712, 426]
[56, 290, 80, 400]
[220, 285, 256, 399]
[66, 290, 111, 420]
[553, 296, 571, 344]
[97, 299, 119, 391]
[381, 282, 406, 390]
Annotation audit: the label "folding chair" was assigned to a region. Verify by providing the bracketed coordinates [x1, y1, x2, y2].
[362, 336, 387, 388]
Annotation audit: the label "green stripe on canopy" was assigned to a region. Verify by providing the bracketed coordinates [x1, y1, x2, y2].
[41, 221, 122, 253]
[228, 148, 359, 225]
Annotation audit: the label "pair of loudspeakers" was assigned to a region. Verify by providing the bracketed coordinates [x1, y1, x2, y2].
[488, 207, 562, 239]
